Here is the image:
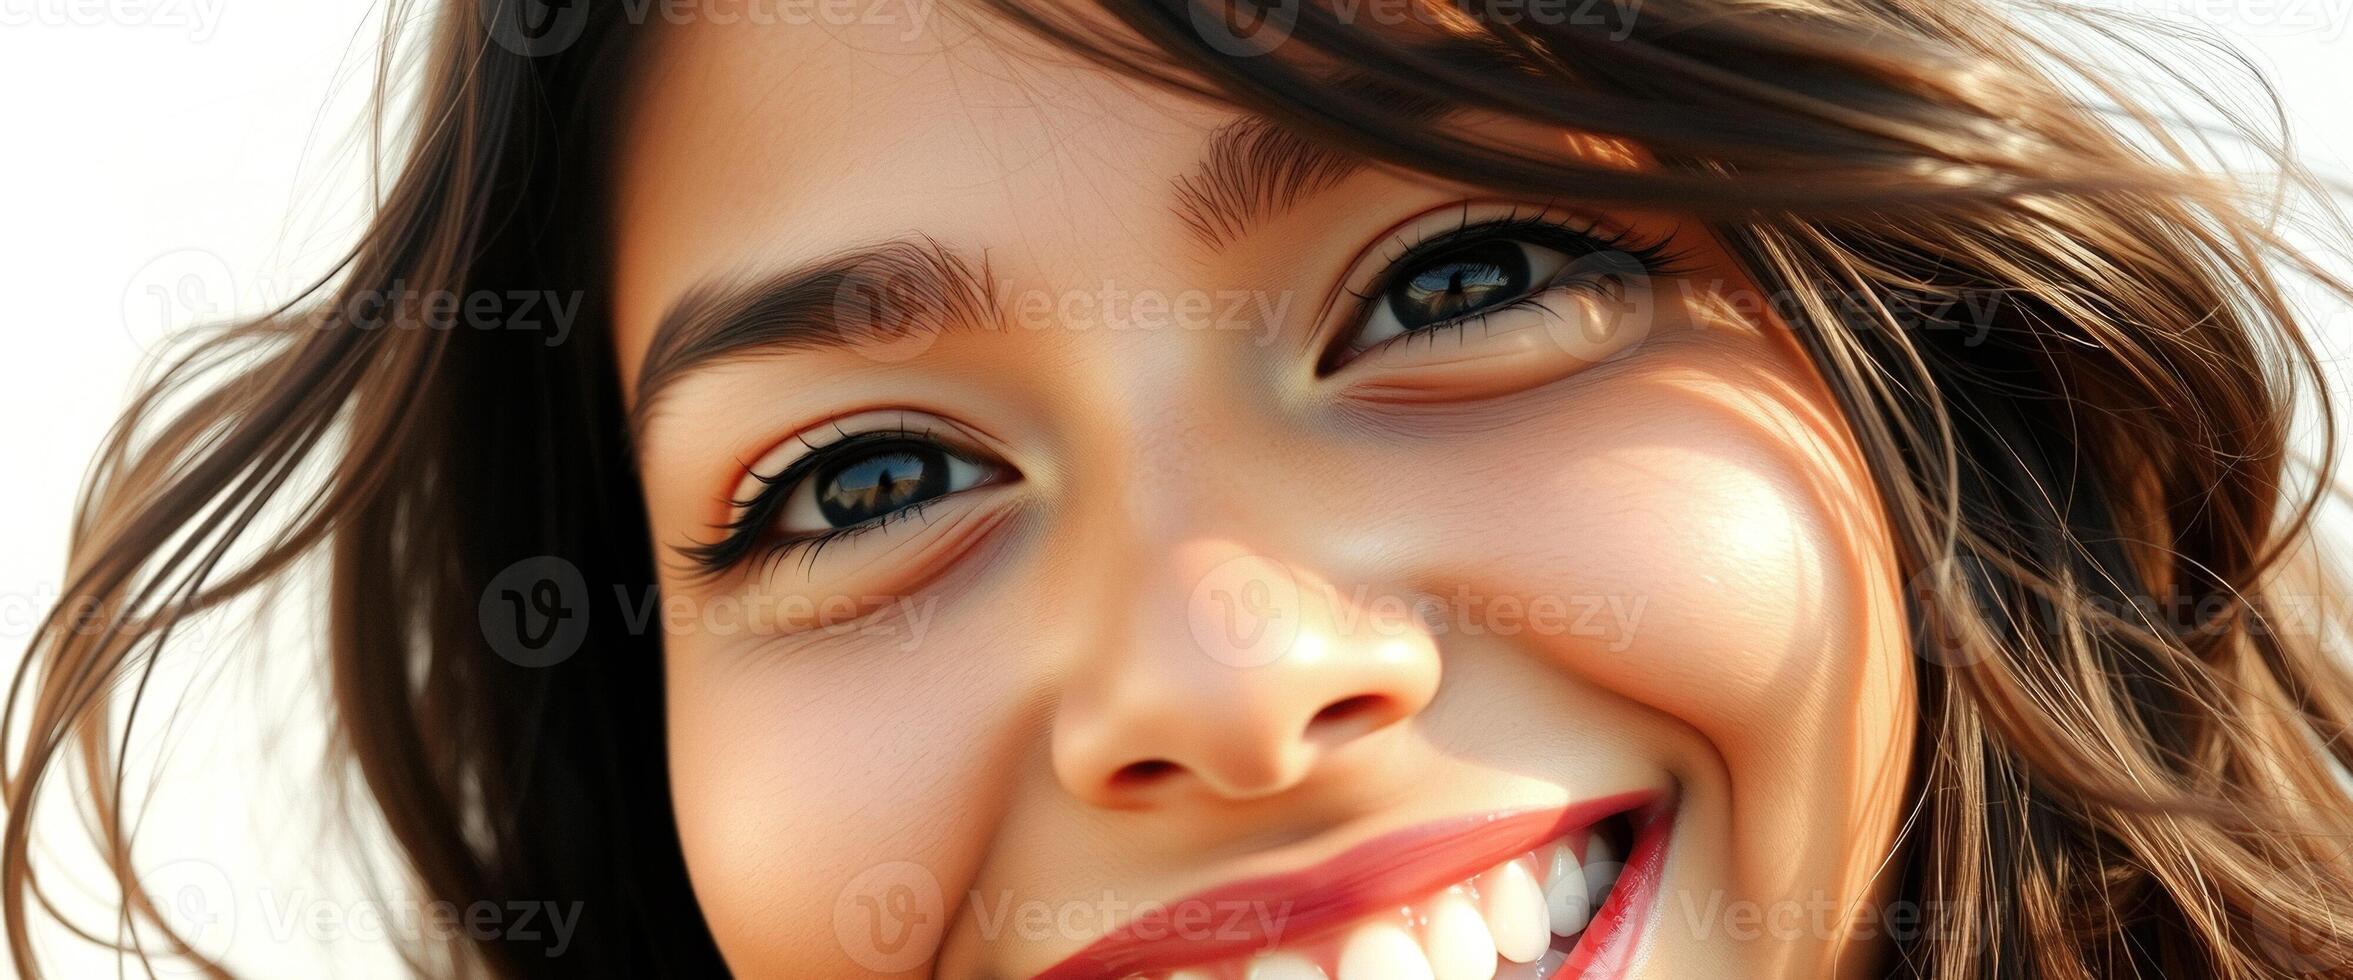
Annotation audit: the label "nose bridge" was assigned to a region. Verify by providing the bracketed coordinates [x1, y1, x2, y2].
[1102, 353, 1239, 543]
[1051, 533, 1443, 806]
[1067, 249, 1279, 542]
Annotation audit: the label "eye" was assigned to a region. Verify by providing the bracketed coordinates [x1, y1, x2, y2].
[1357, 238, 1569, 350]
[680, 421, 1014, 575]
[778, 439, 996, 534]
[1325, 214, 1683, 372]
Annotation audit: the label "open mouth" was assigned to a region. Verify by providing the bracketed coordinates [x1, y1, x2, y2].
[1033, 792, 1675, 980]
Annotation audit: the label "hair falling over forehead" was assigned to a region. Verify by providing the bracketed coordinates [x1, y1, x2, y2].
[9, 0, 2353, 976]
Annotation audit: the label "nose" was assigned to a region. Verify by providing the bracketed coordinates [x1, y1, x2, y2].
[1052, 539, 1442, 806]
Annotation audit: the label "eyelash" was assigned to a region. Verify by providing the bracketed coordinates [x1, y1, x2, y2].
[1332, 208, 1690, 366]
[682, 423, 955, 578]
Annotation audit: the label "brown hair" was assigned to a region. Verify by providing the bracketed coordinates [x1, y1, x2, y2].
[10, 0, 2353, 976]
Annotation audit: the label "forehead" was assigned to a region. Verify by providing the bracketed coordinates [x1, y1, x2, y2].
[607, 9, 1241, 385]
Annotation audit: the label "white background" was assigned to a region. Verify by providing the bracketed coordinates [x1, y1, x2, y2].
[2, 0, 2350, 975]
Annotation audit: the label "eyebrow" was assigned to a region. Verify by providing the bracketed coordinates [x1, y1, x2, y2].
[630, 237, 997, 436]
[630, 118, 1367, 432]
[1170, 117, 1368, 249]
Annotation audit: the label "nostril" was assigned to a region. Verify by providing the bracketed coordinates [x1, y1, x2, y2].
[1311, 694, 1388, 729]
[1111, 759, 1178, 788]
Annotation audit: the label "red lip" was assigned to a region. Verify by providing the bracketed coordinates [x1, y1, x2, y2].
[1031, 791, 1659, 980]
[1553, 800, 1676, 979]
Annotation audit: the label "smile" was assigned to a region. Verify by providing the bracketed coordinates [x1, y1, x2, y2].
[1033, 792, 1675, 980]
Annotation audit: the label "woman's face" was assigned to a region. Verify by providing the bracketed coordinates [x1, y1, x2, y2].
[610, 11, 1913, 979]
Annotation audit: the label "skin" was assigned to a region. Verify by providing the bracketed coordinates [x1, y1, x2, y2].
[608, 8, 1915, 978]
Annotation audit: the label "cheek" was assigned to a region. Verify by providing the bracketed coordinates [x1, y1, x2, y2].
[1508, 385, 1891, 736]
[665, 622, 1038, 975]
[1367, 344, 1913, 895]
[1378, 360, 1900, 702]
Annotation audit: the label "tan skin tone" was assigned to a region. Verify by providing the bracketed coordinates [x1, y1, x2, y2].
[610, 9, 1913, 979]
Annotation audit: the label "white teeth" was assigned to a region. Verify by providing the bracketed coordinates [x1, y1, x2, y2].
[1542, 841, 1591, 937]
[1337, 922, 1435, 980]
[1480, 859, 1551, 964]
[1247, 951, 1331, 980]
[1422, 889, 1499, 980]
[1582, 834, 1620, 911]
[1162, 825, 1640, 980]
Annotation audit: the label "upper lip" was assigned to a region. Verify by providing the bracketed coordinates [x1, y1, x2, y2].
[1030, 790, 1659, 979]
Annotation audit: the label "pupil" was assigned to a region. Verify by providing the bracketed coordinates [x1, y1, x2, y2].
[1390, 240, 1529, 330]
[816, 446, 949, 527]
